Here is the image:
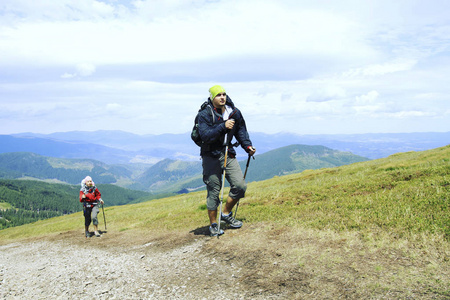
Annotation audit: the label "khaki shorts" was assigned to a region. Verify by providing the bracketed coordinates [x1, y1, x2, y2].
[202, 153, 247, 211]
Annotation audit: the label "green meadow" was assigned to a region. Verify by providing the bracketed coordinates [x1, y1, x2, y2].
[1, 145, 449, 298]
[2, 145, 448, 242]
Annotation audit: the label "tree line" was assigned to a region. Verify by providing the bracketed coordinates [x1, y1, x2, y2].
[0, 152, 129, 184]
[0, 179, 151, 230]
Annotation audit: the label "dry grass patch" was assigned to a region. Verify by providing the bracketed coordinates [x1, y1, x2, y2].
[204, 223, 449, 299]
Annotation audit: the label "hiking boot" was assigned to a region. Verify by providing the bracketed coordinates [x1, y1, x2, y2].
[85, 231, 90, 238]
[209, 223, 224, 237]
[221, 212, 243, 228]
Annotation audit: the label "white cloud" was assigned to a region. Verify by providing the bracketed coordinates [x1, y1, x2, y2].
[0, 0, 375, 66]
[61, 63, 96, 79]
[355, 91, 379, 105]
[306, 86, 347, 103]
[1, 0, 450, 135]
[76, 63, 96, 77]
[387, 111, 436, 118]
[344, 59, 418, 78]
[61, 73, 76, 79]
[106, 103, 122, 112]
[0, 0, 117, 22]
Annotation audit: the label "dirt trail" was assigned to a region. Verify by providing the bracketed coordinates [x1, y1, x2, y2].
[1, 225, 449, 299]
[0, 228, 263, 299]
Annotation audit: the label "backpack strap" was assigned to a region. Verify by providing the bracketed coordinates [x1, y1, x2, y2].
[199, 101, 215, 124]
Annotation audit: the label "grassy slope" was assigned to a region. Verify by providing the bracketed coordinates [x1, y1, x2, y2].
[1, 145, 449, 297]
[1, 144, 448, 243]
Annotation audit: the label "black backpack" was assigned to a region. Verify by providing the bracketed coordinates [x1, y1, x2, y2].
[191, 101, 215, 147]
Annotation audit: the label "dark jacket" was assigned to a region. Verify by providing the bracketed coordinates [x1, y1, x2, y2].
[198, 96, 253, 157]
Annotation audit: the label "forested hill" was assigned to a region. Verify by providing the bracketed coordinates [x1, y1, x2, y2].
[0, 146, 368, 195]
[136, 144, 369, 194]
[0, 180, 150, 230]
[239, 144, 369, 182]
[0, 152, 130, 185]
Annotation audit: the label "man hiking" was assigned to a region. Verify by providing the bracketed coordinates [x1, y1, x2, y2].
[197, 85, 256, 236]
[79, 176, 104, 238]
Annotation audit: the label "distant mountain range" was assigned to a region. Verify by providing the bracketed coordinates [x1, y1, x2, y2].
[0, 144, 368, 194]
[1, 130, 446, 229]
[3, 130, 449, 164]
[0, 130, 448, 195]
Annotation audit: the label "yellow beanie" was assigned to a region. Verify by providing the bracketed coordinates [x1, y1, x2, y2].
[209, 85, 226, 100]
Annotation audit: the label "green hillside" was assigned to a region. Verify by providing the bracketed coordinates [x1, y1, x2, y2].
[0, 180, 150, 229]
[2, 145, 448, 240]
[0, 146, 368, 196]
[131, 158, 203, 193]
[0, 152, 131, 184]
[1, 146, 448, 298]
[239, 144, 369, 182]
[2, 144, 448, 238]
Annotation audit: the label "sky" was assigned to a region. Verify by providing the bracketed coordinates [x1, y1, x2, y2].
[1, 0, 449, 136]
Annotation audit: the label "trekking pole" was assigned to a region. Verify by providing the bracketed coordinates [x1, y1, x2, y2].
[217, 127, 233, 238]
[217, 148, 228, 239]
[101, 203, 107, 231]
[234, 154, 254, 219]
[243, 154, 253, 179]
[82, 202, 86, 237]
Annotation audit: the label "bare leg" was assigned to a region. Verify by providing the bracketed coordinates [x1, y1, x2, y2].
[208, 209, 217, 225]
[222, 196, 239, 215]
[94, 225, 100, 236]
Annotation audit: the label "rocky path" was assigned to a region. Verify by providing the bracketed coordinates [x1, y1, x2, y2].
[3, 226, 446, 299]
[0, 231, 260, 300]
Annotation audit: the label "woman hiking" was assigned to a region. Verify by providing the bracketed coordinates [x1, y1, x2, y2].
[79, 176, 104, 238]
